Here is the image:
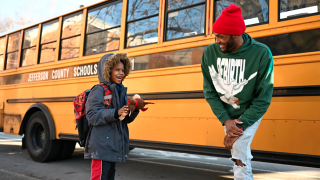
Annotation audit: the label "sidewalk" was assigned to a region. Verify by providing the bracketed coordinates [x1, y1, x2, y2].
[0, 169, 39, 180]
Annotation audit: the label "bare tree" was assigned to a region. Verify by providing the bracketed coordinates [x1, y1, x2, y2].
[0, 13, 32, 33]
[0, 17, 14, 33]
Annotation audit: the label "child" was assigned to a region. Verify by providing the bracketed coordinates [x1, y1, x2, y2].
[85, 53, 139, 180]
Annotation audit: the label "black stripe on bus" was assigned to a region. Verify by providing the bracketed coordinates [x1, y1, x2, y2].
[6, 85, 320, 103]
[7, 96, 75, 103]
[58, 133, 320, 167]
[128, 139, 320, 168]
[59, 133, 80, 141]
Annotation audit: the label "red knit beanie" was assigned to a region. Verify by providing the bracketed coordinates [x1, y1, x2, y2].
[212, 4, 246, 35]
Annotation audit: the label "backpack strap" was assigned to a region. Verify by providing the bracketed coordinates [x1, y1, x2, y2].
[97, 83, 112, 109]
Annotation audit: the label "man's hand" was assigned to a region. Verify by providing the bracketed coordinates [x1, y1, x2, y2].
[223, 119, 243, 150]
[224, 119, 243, 137]
[224, 135, 239, 151]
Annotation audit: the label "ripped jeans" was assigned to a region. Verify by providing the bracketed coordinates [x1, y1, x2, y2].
[224, 117, 262, 180]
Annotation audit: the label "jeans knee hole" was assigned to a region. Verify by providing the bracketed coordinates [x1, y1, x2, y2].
[234, 159, 246, 167]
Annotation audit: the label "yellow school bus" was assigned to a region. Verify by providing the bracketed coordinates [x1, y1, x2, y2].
[0, 0, 319, 166]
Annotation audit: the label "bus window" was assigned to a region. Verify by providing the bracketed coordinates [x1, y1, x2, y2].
[85, 1, 122, 55]
[60, 11, 83, 60]
[165, 0, 206, 41]
[21, 26, 39, 67]
[130, 46, 205, 71]
[40, 20, 59, 44]
[215, 0, 269, 26]
[280, 0, 320, 20]
[39, 19, 59, 64]
[254, 28, 320, 56]
[6, 32, 21, 70]
[0, 37, 5, 71]
[126, 0, 160, 47]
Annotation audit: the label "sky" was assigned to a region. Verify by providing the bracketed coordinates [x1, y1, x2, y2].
[0, 0, 104, 36]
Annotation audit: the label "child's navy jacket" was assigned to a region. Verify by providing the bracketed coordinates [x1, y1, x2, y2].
[85, 53, 139, 162]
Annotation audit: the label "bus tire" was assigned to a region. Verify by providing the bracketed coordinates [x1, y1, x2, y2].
[58, 140, 76, 160]
[25, 111, 62, 162]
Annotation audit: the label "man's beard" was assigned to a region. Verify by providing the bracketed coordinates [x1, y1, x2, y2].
[220, 37, 236, 53]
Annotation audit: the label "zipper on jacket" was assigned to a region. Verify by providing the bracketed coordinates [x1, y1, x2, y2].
[110, 83, 123, 135]
[112, 84, 124, 160]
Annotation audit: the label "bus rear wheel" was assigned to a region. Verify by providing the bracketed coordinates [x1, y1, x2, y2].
[25, 111, 62, 162]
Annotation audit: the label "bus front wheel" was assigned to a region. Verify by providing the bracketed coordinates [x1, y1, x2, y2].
[25, 111, 62, 162]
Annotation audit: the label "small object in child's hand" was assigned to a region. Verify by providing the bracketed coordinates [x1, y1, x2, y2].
[118, 94, 154, 120]
[127, 95, 154, 112]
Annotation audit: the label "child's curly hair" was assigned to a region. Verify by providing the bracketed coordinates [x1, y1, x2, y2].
[103, 53, 132, 82]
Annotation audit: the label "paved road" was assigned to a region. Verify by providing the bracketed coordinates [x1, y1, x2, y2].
[0, 132, 319, 180]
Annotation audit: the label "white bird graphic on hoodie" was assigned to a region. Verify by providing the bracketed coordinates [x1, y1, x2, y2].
[208, 65, 257, 109]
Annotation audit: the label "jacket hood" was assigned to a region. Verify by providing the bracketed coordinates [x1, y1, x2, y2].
[98, 53, 132, 83]
[229, 33, 254, 54]
[98, 53, 114, 83]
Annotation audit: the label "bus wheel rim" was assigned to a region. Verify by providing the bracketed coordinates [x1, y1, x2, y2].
[31, 123, 46, 151]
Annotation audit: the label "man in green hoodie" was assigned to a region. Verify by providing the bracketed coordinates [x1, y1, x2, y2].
[201, 4, 274, 180]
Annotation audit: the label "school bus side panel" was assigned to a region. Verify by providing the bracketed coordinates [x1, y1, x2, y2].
[127, 59, 320, 156]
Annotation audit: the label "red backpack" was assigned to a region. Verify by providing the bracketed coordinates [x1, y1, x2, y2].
[73, 83, 112, 147]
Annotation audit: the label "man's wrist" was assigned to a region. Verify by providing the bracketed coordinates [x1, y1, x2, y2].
[223, 119, 233, 126]
[220, 114, 231, 126]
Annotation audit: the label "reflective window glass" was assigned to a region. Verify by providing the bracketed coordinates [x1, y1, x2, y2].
[255, 28, 320, 56]
[166, 4, 205, 40]
[23, 27, 39, 48]
[85, 28, 120, 55]
[0, 37, 6, 54]
[41, 20, 59, 43]
[0, 55, 4, 71]
[21, 47, 36, 66]
[85, 1, 122, 55]
[7, 32, 21, 52]
[127, 0, 160, 21]
[130, 46, 205, 71]
[62, 12, 83, 39]
[127, 16, 158, 47]
[39, 42, 56, 63]
[60, 36, 81, 60]
[167, 0, 205, 10]
[215, 0, 269, 26]
[87, 2, 122, 33]
[6, 51, 19, 70]
[280, 0, 320, 19]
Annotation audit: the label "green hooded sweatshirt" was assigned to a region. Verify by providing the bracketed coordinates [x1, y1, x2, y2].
[201, 33, 274, 130]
